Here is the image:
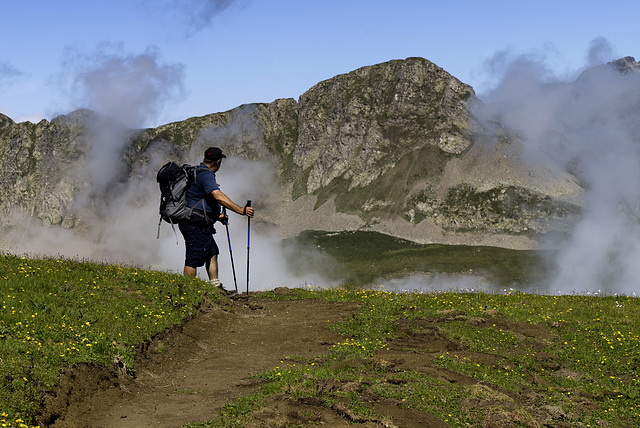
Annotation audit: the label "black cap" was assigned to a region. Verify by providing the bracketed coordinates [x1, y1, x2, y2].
[204, 147, 226, 161]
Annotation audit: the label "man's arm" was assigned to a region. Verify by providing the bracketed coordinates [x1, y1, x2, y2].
[211, 189, 255, 217]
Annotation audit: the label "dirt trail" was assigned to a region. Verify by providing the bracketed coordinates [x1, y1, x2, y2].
[44, 292, 353, 428]
[41, 289, 564, 428]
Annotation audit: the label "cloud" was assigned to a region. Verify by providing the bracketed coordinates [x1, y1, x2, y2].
[180, 0, 244, 33]
[586, 37, 616, 68]
[380, 273, 494, 294]
[475, 43, 563, 96]
[62, 43, 185, 128]
[0, 61, 22, 78]
[54, 42, 187, 222]
[479, 38, 640, 295]
[0, 61, 23, 88]
[149, 0, 251, 38]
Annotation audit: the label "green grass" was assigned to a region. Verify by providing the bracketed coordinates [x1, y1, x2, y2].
[0, 253, 221, 428]
[3, 247, 640, 427]
[192, 288, 640, 428]
[286, 230, 549, 288]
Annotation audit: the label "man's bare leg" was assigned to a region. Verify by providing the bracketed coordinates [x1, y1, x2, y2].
[206, 255, 219, 281]
[183, 256, 218, 281]
[206, 254, 236, 296]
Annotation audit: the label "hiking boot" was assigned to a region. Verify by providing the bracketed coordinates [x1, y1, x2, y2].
[210, 279, 237, 297]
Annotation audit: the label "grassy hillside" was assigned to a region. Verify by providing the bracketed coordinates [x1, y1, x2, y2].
[0, 254, 221, 427]
[195, 287, 640, 427]
[1, 250, 639, 427]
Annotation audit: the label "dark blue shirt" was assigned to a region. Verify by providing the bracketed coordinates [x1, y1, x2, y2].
[185, 163, 220, 216]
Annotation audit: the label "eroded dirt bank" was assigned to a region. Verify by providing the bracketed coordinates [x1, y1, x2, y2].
[41, 289, 574, 428]
[44, 292, 357, 427]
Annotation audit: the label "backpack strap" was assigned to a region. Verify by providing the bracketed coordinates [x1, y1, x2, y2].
[188, 166, 215, 224]
[157, 212, 180, 244]
[187, 198, 209, 224]
[191, 166, 209, 182]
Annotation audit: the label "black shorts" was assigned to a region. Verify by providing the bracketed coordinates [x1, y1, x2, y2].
[178, 221, 219, 268]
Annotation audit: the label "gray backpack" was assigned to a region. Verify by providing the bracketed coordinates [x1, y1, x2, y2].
[156, 162, 209, 241]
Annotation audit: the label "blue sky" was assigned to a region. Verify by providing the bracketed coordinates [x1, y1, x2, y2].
[1, 0, 638, 127]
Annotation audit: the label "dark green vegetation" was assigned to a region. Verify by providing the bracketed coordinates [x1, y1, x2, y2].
[287, 230, 550, 289]
[0, 254, 220, 428]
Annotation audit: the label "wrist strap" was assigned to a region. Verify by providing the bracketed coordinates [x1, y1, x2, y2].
[243, 206, 247, 215]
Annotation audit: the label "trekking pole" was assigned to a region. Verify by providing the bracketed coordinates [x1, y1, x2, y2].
[223, 207, 238, 293]
[246, 200, 252, 297]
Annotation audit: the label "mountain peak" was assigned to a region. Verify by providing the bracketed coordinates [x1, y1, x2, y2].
[608, 56, 640, 74]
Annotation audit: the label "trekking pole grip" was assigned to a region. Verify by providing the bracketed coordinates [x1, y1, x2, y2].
[243, 200, 251, 215]
[246, 200, 251, 297]
[246, 200, 251, 241]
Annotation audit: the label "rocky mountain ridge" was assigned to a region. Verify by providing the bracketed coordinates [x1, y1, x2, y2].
[2, 56, 635, 250]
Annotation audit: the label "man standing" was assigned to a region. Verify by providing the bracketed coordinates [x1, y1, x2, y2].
[178, 147, 254, 295]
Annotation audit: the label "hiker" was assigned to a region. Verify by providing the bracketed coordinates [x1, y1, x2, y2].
[178, 147, 254, 294]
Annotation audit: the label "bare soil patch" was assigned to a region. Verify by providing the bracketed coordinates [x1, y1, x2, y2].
[40, 289, 575, 427]
[43, 289, 355, 427]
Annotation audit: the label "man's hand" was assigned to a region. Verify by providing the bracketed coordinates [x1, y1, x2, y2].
[244, 206, 255, 218]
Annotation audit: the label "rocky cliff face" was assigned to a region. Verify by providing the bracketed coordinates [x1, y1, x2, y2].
[0, 56, 602, 249]
[0, 110, 90, 228]
[293, 58, 473, 194]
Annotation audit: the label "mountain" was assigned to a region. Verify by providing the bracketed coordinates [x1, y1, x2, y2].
[4, 56, 634, 251]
